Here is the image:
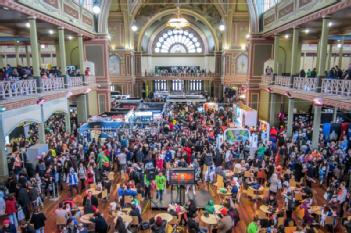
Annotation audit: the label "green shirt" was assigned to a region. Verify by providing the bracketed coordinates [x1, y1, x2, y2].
[247, 222, 258, 233]
[155, 175, 166, 190]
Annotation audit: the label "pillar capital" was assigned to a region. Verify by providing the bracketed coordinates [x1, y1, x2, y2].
[58, 26, 65, 30]
[322, 15, 331, 19]
[28, 16, 36, 20]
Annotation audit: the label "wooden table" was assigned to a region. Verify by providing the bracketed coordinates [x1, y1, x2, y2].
[79, 213, 94, 225]
[309, 206, 322, 215]
[86, 188, 102, 196]
[201, 214, 218, 232]
[114, 212, 133, 226]
[155, 213, 173, 223]
[259, 205, 274, 214]
[217, 190, 232, 196]
[108, 172, 115, 181]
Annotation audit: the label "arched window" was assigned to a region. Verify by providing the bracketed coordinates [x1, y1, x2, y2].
[83, 0, 94, 12]
[109, 55, 120, 75]
[154, 29, 203, 54]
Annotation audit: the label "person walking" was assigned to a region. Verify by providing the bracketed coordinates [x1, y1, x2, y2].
[155, 171, 166, 202]
[66, 168, 79, 197]
[30, 208, 46, 233]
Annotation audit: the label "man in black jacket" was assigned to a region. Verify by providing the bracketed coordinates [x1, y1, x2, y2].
[90, 212, 108, 233]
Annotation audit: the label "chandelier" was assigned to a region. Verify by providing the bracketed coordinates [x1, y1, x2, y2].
[167, 6, 189, 29]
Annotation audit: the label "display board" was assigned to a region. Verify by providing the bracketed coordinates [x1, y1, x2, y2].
[259, 120, 270, 144]
[169, 168, 195, 185]
[233, 104, 257, 128]
[224, 128, 250, 145]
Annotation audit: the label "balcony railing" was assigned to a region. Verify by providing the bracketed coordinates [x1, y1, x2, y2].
[293, 77, 318, 91]
[274, 76, 291, 87]
[262, 75, 351, 98]
[0, 79, 37, 99]
[68, 76, 84, 87]
[261, 75, 274, 85]
[321, 79, 351, 97]
[42, 77, 65, 92]
[0, 75, 96, 100]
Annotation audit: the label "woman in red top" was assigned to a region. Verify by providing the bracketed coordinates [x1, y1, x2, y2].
[155, 155, 164, 171]
[5, 194, 17, 227]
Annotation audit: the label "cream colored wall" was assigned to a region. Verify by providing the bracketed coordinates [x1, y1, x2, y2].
[65, 40, 79, 68]
[259, 90, 270, 121]
[141, 56, 216, 74]
[87, 91, 98, 116]
[277, 38, 292, 74]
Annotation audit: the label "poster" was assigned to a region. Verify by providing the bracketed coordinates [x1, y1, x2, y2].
[224, 128, 250, 145]
[259, 120, 270, 144]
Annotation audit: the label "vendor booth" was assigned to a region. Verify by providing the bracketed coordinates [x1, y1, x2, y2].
[233, 104, 257, 128]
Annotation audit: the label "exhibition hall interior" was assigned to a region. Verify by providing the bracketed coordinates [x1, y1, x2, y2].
[1, 0, 351, 232]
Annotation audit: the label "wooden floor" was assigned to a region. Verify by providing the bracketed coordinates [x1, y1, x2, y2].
[42, 173, 347, 233]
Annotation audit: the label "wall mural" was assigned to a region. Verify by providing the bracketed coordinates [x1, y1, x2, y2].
[236, 54, 248, 75]
[109, 55, 121, 75]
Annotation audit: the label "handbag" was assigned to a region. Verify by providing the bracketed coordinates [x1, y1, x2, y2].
[17, 206, 25, 221]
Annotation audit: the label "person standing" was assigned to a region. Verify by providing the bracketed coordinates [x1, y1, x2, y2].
[30, 208, 46, 233]
[5, 194, 17, 227]
[66, 168, 79, 197]
[155, 171, 166, 202]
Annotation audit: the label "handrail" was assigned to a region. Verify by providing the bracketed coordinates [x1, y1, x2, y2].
[42, 77, 65, 92]
[274, 76, 291, 87]
[0, 79, 37, 99]
[261, 75, 273, 85]
[321, 79, 351, 96]
[68, 76, 84, 87]
[293, 77, 318, 91]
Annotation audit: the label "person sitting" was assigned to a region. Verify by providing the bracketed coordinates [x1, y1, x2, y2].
[247, 217, 260, 233]
[214, 208, 233, 233]
[129, 204, 142, 224]
[151, 216, 166, 233]
[187, 215, 207, 233]
[83, 191, 98, 214]
[204, 200, 215, 214]
[114, 216, 128, 233]
[90, 211, 108, 233]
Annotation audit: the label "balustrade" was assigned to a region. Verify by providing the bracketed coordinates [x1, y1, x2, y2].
[42, 77, 65, 92]
[261, 75, 273, 85]
[0, 75, 94, 101]
[274, 76, 291, 87]
[0, 79, 37, 99]
[321, 79, 351, 96]
[68, 76, 84, 87]
[293, 77, 318, 91]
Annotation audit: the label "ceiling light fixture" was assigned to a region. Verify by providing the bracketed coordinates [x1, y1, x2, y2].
[48, 30, 54, 35]
[167, 0, 190, 29]
[131, 25, 138, 32]
[25, 22, 30, 28]
[219, 24, 225, 32]
[337, 43, 342, 48]
[92, 5, 101, 14]
[68, 35, 73, 40]
[328, 22, 333, 27]
[304, 29, 310, 34]
[246, 34, 250, 39]
[40, 44, 45, 49]
[284, 34, 289, 39]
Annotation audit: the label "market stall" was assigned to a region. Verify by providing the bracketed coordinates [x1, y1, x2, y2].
[233, 104, 257, 128]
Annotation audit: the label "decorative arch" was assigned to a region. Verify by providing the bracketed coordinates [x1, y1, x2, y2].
[137, 9, 220, 52]
[146, 23, 211, 55]
[6, 119, 41, 138]
[152, 28, 204, 54]
[109, 54, 121, 75]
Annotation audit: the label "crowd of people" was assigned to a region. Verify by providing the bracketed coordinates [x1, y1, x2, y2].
[0, 98, 351, 233]
[148, 66, 215, 77]
[0, 65, 88, 81]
